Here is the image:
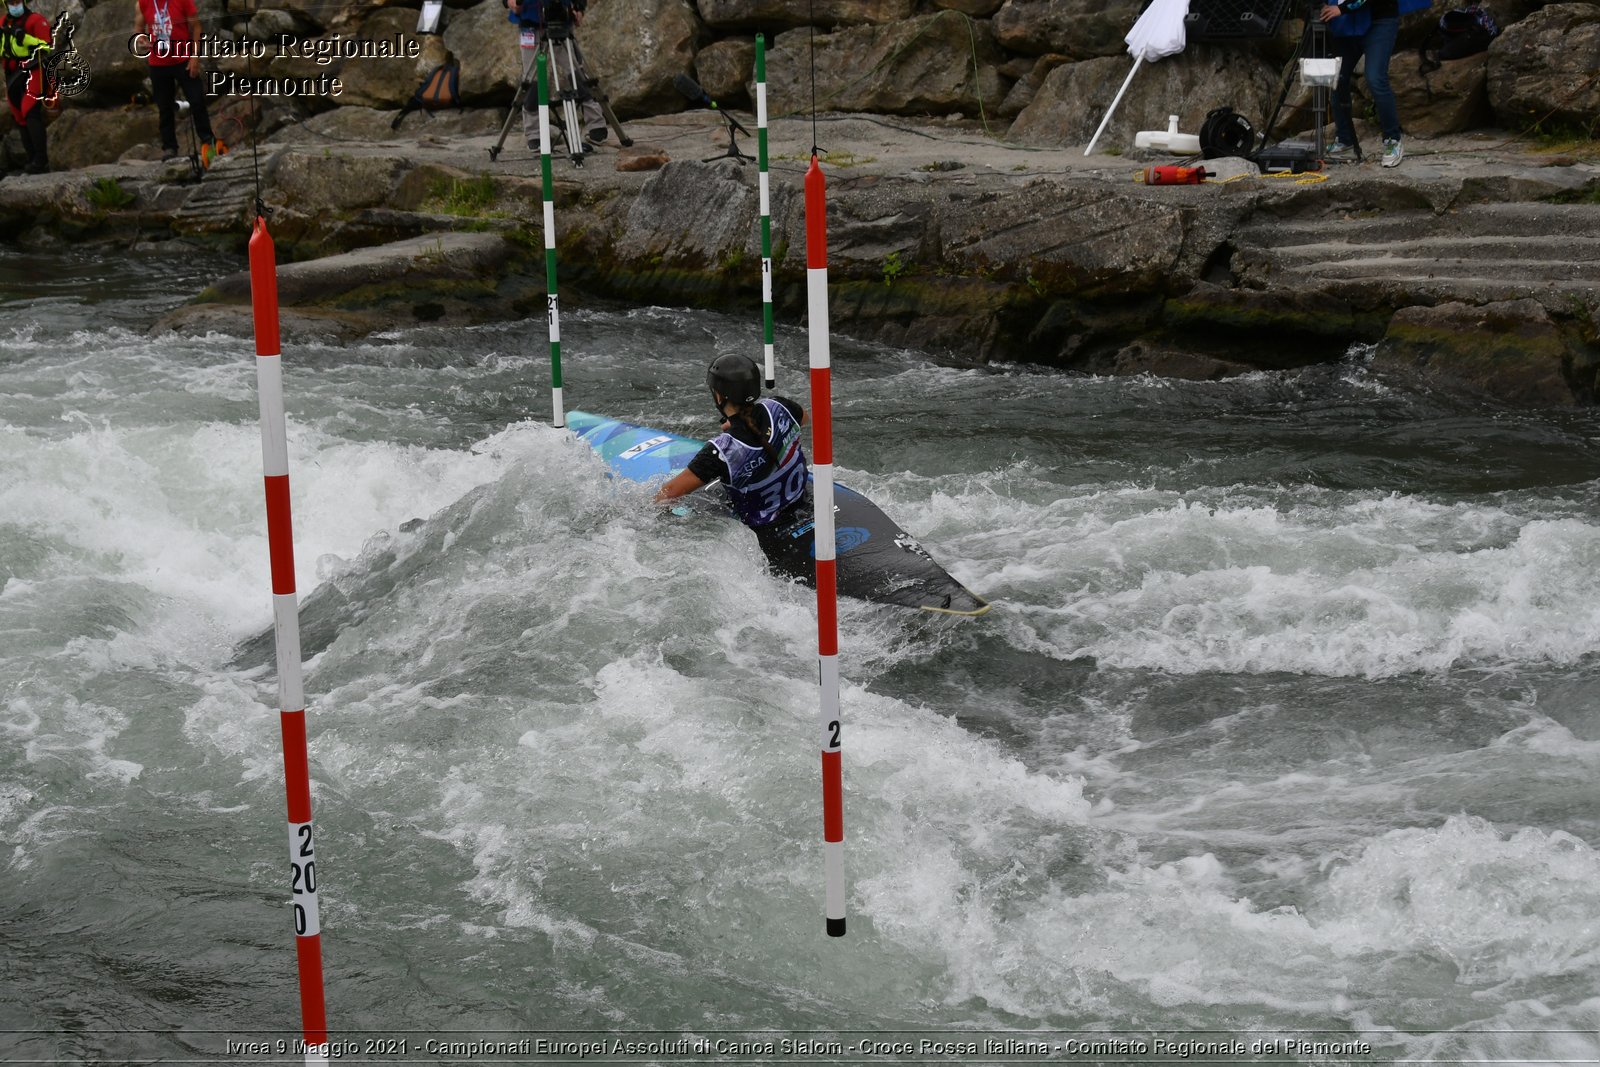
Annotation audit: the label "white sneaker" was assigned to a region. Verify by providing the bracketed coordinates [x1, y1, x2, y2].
[1324, 141, 1358, 160]
[1381, 138, 1404, 168]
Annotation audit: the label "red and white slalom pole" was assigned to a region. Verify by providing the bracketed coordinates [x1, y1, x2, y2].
[804, 155, 846, 938]
[249, 216, 331, 1064]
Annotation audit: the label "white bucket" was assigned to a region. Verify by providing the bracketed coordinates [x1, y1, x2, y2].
[1300, 57, 1342, 88]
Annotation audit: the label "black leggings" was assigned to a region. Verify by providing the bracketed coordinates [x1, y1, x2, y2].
[149, 63, 214, 150]
[5, 68, 45, 165]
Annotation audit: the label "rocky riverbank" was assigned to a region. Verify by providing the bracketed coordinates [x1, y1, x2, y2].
[2, 0, 1598, 404]
[3, 106, 1597, 405]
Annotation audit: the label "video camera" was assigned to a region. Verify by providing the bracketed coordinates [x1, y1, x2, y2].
[510, 0, 585, 33]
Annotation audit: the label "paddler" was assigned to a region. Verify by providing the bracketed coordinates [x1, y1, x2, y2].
[655, 354, 814, 557]
[2, 0, 52, 174]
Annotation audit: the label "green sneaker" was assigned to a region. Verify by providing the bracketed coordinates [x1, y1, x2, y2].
[1325, 141, 1359, 161]
[1381, 137, 1404, 168]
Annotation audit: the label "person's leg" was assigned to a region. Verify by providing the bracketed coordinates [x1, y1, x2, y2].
[519, 33, 540, 149]
[6, 69, 27, 126]
[554, 38, 603, 142]
[149, 66, 180, 154]
[1330, 33, 1364, 148]
[23, 105, 46, 171]
[581, 96, 605, 142]
[1364, 17, 1402, 142]
[575, 51, 605, 142]
[177, 68, 216, 143]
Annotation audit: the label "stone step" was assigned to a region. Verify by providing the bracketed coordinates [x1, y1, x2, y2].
[1290, 256, 1596, 283]
[1240, 203, 1600, 248]
[1268, 236, 1600, 266]
[1321, 276, 1585, 302]
[171, 151, 274, 234]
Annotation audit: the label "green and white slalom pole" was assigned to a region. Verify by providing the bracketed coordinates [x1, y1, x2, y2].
[537, 51, 565, 428]
[756, 33, 775, 390]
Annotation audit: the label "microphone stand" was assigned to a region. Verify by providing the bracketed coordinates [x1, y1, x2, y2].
[703, 107, 754, 164]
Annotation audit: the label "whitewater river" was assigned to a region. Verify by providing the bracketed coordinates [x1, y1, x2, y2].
[3, 243, 1599, 1065]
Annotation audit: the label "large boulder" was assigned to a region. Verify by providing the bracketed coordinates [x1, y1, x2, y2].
[694, 37, 755, 108]
[766, 11, 1008, 118]
[993, 0, 1145, 58]
[932, 0, 1007, 17]
[1487, 3, 1600, 133]
[615, 160, 754, 265]
[268, 104, 503, 144]
[580, 0, 703, 115]
[1391, 51, 1494, 138]
[269, 150, 416, 212]
[335, 8, 437, 110]
[40, 106, 162, 170]
[325, 0, 433, 32]
[442, 0, 523, 105]
[1373, 298, 1599, 407]
[997, 53, 1069, 118]
[246, 8, 305, 41]
[75, 0, 151, 103]
[696, 0, 913, 31]
[199, 232, 527, 324]
[1009, 46, 1280, 151]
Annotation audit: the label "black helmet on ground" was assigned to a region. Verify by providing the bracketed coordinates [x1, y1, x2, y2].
[706, 353, 761, 415]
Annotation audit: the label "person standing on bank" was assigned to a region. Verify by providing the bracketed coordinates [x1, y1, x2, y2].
[135, 0, 219, 164]
[1321, 0, 1431, 167]
[2, 0, 52, 174]
[506, 0, 606, 155]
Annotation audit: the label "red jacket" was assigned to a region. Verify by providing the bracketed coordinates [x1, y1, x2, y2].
[2, 8, 52, 121]
[137, 0, 197, 68]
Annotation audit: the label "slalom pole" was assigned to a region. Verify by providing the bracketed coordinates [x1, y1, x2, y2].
[249, 215, 330, 1065]
[537, 50, 565, 427]
[804, 155, 845, 938]
[756, 34, 775, 389]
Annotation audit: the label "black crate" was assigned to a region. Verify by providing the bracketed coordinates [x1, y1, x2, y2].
[1183, 0, 1297, 39]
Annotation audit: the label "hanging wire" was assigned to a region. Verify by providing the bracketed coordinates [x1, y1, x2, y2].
[808, 0, 819, 156]
[246, 36, 268, 219]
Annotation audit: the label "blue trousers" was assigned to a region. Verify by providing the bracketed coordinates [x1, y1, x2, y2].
[1331, 16, 1402, 145]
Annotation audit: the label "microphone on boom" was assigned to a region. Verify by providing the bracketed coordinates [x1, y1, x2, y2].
[674, 73, 749, 135]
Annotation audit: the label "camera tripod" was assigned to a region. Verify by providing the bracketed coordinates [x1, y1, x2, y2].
[488, 23, 632, 166]
[1254, 0, 1339, 171]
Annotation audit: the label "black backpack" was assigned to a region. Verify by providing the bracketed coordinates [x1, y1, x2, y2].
[1419, 2, 1500, 75]
[391, 61, 462, 130]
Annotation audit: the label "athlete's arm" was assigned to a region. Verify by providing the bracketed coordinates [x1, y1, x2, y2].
[654, 469, 707, 502]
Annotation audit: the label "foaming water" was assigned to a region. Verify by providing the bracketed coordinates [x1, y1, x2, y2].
[4, 254, 1600, 1061]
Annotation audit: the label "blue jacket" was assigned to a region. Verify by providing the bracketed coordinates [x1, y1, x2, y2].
[506, 0, 541, 28]
[1323, 0, 1431, 37]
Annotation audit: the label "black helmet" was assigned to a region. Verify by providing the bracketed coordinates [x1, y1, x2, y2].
[706, 353, 761, 412]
